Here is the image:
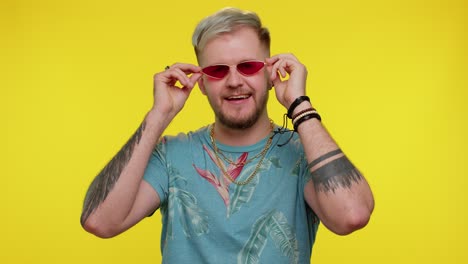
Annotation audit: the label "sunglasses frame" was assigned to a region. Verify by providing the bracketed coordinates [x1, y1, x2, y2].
[201, 60, 266, 79]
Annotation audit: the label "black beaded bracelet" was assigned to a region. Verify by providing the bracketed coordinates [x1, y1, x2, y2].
[287, 96, 310, 119]
[293, 112, 321, 131]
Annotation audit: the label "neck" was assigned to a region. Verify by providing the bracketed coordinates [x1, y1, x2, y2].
[213, 115, 272, 146]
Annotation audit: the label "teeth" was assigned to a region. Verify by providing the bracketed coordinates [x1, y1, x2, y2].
[227, 95, 249, 100]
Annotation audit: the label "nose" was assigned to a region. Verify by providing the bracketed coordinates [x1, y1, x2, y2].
[225, 66, 243, 88]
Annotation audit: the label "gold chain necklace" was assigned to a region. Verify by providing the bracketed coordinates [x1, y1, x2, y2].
[209, 121, 273, 185]
[213, 121, 274, 166]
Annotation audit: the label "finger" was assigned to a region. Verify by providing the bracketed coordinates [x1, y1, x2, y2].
[281, 58, 304, 77]
[168, 64, 202, 87]
[268, 53, 299, 62]
[268, 56, 295, 79]
[188, 72, 203, 87]
[161, 68, 191, 88]
[170, 63, 202, 75]
[180, 75, 203, 97]
[270, 59, 282, 80]
[180, 72, 202, 90]
[278, 60, 288, 78]
[271, 75, 282, 88]
[177, 72, 203, 91]
[180, 82, 195, 96]
[266, 56, 281, 66]
[271, 59, 289, 79]
[269, 65, 277, 81]
[173, 68, 193, 87]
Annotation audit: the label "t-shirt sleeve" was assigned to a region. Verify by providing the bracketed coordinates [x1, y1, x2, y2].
[143, 138, 169, 205]
[299, 147, 313, 191]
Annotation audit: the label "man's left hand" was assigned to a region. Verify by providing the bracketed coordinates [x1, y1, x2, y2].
[266, 53, 308, 109]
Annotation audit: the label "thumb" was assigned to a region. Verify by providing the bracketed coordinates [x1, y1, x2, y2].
[182, 73, 203, 95]
[271, 76, 282, 89]
[189, 72, 203, 86]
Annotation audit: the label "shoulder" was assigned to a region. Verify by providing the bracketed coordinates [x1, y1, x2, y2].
[149, 126, 209, 163]
[158, 126, 210, 149]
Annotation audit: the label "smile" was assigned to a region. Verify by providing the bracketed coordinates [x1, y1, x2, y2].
[226, 94, 251, 101]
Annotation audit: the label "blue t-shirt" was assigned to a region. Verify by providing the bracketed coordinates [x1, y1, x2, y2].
[143, 125, 319, 264]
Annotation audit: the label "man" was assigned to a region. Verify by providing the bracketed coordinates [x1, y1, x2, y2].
[81, 7, 374, 264]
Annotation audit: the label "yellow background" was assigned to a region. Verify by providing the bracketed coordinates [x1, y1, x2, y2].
[2, 0, 467, 263]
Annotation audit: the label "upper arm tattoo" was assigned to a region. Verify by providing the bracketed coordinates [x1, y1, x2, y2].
[308, 149, 363, 193]
[80, 121, 146, 224]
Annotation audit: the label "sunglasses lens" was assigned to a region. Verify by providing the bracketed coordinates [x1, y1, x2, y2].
[237, 61, 265, 75]
[202, 65, 230, 79]
[202, 61, 265, 79]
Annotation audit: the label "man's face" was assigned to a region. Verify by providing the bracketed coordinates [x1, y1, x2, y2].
[198, 27, 270, 129]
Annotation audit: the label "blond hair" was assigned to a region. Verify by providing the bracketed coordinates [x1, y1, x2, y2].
[192, 7, 270, 60]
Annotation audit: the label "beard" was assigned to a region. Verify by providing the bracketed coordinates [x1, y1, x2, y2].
[210, 90, 269, 130]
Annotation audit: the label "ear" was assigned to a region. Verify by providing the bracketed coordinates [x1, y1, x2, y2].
[198, 77, 207, 95]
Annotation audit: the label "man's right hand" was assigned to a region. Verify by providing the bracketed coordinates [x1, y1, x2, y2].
[152, 63, 202, 119]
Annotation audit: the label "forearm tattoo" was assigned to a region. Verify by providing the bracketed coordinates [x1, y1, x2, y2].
[80, 121, 146, 225]
[308, 149, 363, 193]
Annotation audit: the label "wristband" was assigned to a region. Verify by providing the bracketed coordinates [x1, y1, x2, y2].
[293, 113, 321, 131]
[292, 107, 316, 120]
[287, 96, 310, 119]
[292, 110, 318, 125]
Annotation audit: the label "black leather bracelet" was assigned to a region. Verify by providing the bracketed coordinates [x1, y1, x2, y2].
[287, 96, 310, 119]
[293, 112, 321, 131]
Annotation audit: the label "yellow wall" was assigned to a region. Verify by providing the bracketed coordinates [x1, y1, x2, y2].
[2, 0, 466, 263]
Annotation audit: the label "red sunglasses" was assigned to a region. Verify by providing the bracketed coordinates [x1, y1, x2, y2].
[201, 60, 266, 79]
